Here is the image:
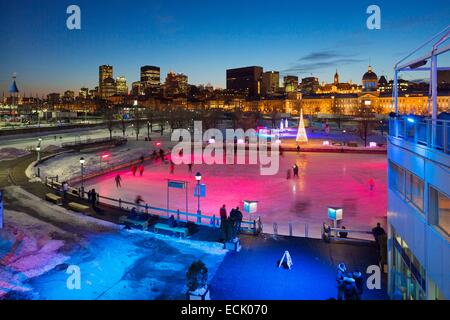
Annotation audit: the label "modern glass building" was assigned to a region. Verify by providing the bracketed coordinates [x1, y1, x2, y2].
[387, 27, 450, 300]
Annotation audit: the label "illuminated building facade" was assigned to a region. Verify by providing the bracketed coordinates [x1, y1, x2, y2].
[164, 71, 188, 97]
[262, 71, 280, 96]
[226, 66, 263, 98]
[99, 65, 114, 98]
[140, 65, 161, 95]
[283, 75, 298, 93]
[116, 76, 128, 96]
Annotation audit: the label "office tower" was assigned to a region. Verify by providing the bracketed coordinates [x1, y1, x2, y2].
[164, 71, 188, 97]
[262, 71, 280, 96]
[226, 66, 263, 98]
[99, 65, 114, 98]
[116, 76, 128, 96]
[140, 66, 161, 95]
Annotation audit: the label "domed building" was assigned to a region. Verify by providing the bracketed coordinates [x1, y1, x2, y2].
[362, 65, 378, 91]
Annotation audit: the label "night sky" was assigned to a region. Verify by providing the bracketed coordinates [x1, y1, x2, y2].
[1, 0, 449, 95]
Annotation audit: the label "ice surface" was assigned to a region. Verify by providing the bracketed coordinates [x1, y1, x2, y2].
[85, 152, 387, 238]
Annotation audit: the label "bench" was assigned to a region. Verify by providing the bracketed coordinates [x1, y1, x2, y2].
[45, 193, 62, 205]
[119, 215, 149, 230]
[154, 223, 188, 238]
[68, 202, 90, 214]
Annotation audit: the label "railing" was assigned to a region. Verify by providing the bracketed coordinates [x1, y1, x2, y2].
[44, 177, 262, 235]
[61, 136, 127, 148]
[389, 117, 450, 154]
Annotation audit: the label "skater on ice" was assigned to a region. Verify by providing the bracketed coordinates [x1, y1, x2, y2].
[115, 174, 122, 188]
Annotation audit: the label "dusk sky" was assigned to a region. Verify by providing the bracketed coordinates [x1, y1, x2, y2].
[1, 0, 449, 95]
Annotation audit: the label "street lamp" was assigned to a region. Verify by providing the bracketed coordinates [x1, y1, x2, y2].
[80, 157, 85, 197]
[195, 172, 202, 223]
[36, 146, 41, 162]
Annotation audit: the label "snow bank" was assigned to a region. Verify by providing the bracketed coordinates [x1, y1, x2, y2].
[0, 210, 71, 298]
[0, 147, 30, 162]
[4, 186, 119, 232]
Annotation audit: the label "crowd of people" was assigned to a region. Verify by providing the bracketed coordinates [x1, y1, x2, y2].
[219, 205, 243, 241]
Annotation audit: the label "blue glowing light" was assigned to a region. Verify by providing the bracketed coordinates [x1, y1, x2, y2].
[407, 117, 415, 123]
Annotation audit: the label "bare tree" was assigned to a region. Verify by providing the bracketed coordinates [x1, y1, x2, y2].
[355, 103, 376, 147]
[104, 106, 114, 140]
[133, 107, 141, 141]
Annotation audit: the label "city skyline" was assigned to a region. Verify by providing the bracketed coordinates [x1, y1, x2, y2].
[1, 0, 449, 95]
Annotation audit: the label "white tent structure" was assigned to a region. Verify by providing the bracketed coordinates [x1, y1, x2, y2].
[296, 109, 308, 143]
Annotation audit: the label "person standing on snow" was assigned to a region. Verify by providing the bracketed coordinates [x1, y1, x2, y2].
[131, 164, 137, 176]
[139, 165, 144, 176]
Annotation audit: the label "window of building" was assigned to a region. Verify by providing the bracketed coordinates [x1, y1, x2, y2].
[405, 172, 424, 211]
[429, 186, 450, 236]
[390, 161, 405, 195]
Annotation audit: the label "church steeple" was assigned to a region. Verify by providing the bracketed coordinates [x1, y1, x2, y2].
[333, 69, 339, 85]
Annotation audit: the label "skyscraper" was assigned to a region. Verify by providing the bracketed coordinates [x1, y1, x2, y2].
[164, 71, 188, 97]
[116, 76, 128, 96]
[140, 66, 161, 95]
[262, 71, 280, 96]
[226, 66, 263, 98]
[99, 65, 113, 98]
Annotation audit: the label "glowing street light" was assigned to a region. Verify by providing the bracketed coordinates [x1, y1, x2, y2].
[195, 172, 202, 223]
[80, 157, 85, 196]
[36, 146, 41, 162]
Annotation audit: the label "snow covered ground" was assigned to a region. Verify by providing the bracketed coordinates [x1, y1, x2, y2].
[36, 138, 177, 182]
[0, 148, 30, 162]
[0, 186, 226, 300]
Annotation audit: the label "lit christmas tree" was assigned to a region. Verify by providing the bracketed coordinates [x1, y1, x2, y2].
[296, 109, 308, 143]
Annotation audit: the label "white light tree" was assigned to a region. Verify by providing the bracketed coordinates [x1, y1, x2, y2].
[296, 109, 308, 143]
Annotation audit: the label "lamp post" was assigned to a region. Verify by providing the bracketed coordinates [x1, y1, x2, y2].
[195, 172, 202, 223]
[36, 146, 41, 162]
[80, 157, 85, 197]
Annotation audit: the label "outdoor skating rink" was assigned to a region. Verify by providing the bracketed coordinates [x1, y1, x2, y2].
[85, 152, 387, 238]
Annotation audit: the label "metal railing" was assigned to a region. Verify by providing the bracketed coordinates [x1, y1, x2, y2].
[389, 117, 450, 154]
[44, 177, 262, 235]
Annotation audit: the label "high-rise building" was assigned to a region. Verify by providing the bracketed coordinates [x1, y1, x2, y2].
[99, 65, 113, 98]
[284, 75, 299, 93]
[226, 66, 263, 98]
[140, 66, 161, 95]
[300, 77, 320, 94]
[262, 71, 280, 96]
[102, 77, 116, 98]
[131, 81, 143, 96]
[116, 76, 128, 96]
[164, 71, 188, 97]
